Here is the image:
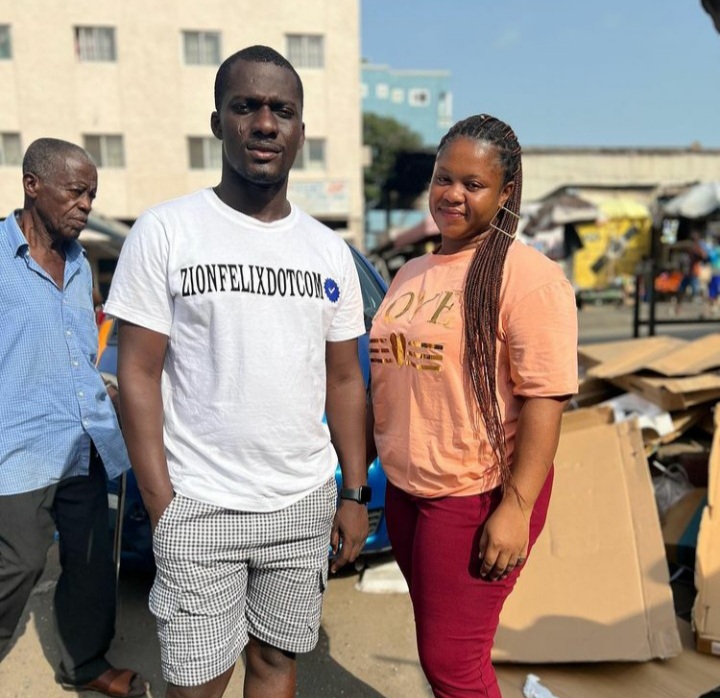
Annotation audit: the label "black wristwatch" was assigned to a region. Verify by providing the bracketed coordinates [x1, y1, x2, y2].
[339, 486, 372, 504]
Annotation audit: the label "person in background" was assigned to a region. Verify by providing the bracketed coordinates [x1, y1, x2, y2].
[703, 235, 720, 316]
[673, 229, 709, 314]
[105, 46, 368, 698]
[0, 138, 145, 697]
[369, 114, 578, 698]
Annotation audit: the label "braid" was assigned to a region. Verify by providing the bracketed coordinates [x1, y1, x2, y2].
[439, 114, 523, 488]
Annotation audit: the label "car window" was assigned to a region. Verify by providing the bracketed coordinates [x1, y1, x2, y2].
[350, 247, 386, 331]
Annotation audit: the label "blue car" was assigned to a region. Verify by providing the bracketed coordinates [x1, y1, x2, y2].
[99, 245, 390, 570]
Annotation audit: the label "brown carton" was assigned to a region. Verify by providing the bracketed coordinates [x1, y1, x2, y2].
[578, 336, 720, 412]
[493, 411, 681, 662]
[693, 405, 720, 656]
[662, 488, 707, 567]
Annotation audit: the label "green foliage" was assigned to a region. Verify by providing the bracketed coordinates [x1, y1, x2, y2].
[363, 113, 423, 209]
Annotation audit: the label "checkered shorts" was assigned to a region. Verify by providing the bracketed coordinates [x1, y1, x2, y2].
[149, 477, 337, 687]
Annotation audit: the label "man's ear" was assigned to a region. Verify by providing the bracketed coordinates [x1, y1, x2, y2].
[23, 172, 40, 201]
[210, 112, 222, 140]
[299, 122, 306, 150]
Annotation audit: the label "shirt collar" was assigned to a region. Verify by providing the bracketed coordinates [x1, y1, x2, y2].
[2, 209, 86, 261]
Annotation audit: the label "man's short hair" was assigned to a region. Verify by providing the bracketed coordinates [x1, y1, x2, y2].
[214, 45, 304, 111]
[22, 138, 93, 181]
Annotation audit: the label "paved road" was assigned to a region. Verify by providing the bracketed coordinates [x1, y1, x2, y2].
[0, 548, 431, 698]
[578, 299, 720, 343]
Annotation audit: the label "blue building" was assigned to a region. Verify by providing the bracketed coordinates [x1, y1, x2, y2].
[361, 63, 453, 147]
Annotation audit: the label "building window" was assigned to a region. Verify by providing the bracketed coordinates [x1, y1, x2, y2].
[75, 27, 117, 62]
[391, 88, 405, 104]
[438, 91, 453, 128]
[408, 88, 431, 107]
[0, 133, 22, 166]
[360, 83, 368, 99]
[293, 138, 326, 170]
[375, 83, 389, 99]
[0, 25, 11, 59]
[182, 31, 221, 65]
[83, 135, 125, 168]
[286, 34, 324, 68]
[188, 137, 222, 169]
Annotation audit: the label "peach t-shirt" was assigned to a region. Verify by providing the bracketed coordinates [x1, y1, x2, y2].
[370, 241, 578, 498]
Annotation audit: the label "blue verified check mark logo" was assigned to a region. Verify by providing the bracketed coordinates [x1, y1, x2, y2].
[324, 278, 340, 303]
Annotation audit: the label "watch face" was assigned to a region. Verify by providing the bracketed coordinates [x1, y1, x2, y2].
[341, 486, 372, 503]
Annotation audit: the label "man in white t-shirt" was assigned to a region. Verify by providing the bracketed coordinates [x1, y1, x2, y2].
[105, 45, 369, 698]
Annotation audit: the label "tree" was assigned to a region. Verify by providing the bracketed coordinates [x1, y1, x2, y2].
[702, 0, 720, 33]
[363, 113, 424, 209]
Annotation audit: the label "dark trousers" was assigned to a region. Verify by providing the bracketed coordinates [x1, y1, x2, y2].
[385, 470, 553, 698]
[0, 449, 116, 684]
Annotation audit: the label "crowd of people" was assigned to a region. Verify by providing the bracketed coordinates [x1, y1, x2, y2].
[0, 45, 577, 698]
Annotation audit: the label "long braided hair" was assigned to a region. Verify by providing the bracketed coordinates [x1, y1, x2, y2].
[437, 114, 523, 488]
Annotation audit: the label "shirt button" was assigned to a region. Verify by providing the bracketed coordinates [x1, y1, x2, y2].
[83, 419, 89, 426]
[72, 360, 79, 367]
[78, 391, 84, 398]
[66, 330, 72, 336]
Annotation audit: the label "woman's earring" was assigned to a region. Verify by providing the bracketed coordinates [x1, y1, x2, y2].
[489, 222, 517, 239]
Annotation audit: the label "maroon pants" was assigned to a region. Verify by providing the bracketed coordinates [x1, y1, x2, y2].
[385, 469, 553, 698]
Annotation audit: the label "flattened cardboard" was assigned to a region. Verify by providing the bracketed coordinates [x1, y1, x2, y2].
[578, 337, 720, 411]
[659, 408, 708, 447]
[646, 334, 720, 377]
[494, 413, 681, 663]
[611, 373, 720, 412]
[573, 375, 621, 408]
[561, 405, 613, 431]
[579, 336, 686, 377]
[580, 335, 720, 380]
[693, 405, 720, 655]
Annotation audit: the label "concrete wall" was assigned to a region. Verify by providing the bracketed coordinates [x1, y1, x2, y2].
[523, 147, 720, 201]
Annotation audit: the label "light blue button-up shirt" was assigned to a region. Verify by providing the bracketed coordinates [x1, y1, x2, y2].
[0, 211, 130, 495]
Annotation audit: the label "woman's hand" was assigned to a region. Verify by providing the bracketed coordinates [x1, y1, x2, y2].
[478, 496, 530, 581]
[478, 396, 570, 582]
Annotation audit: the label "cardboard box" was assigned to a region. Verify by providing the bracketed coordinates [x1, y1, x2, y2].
[493, 411, 682, 663]
[573, 375, 621, 408]
[660, 409, 709, 450]
[561, 404, 613, 431]
[578, 334, 720, 379]
[578, 336, 720, 412]
[693, 406, 720, 656]
[662, 488, 707, 567]
[611, 373, 720, 412]
[578, 336, 687, 376]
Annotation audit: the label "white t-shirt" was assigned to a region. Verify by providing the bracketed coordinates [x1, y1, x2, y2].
[105, 188, 365, 512]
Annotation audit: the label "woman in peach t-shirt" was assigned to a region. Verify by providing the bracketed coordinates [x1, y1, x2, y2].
[370, 114, 578, 698]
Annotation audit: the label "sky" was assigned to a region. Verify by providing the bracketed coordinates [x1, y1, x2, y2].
[360, 0, 720, 148]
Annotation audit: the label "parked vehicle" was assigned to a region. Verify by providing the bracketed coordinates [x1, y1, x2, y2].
[99, 245, 391, 570]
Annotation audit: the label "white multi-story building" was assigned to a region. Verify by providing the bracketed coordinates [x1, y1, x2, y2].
[0, 1, 363, 251]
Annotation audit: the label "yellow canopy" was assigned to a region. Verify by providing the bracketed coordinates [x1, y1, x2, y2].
[599, 198, 651, 220]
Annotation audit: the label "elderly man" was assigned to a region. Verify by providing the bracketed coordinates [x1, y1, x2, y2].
[0, 138, 145, 698]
